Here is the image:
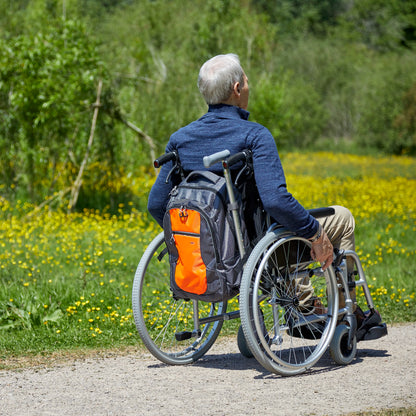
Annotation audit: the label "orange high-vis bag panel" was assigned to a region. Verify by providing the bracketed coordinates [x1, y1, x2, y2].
[170, 208, 207, 295]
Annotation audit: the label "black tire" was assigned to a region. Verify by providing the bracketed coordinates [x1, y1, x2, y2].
[237, 325, 254, 358]
[132, 232, 226, 365]
[240, 229, 339, 376]
[329, 324, 357, 365]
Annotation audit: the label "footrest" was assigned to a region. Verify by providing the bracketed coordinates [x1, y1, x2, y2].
[175, 329, 201, 341]
[361, 323, 388, 341]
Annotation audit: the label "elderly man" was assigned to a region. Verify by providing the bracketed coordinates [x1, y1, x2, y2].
[148, 53, 380, 329]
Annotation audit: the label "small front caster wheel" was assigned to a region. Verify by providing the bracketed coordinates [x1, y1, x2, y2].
[237, 325, 254, 358]
[330, 324, 357, 365]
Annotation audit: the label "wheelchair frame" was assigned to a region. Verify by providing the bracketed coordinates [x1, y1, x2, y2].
[132, 149, 386, 376]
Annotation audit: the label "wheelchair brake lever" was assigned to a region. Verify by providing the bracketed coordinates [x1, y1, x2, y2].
[332, 248, 345, 268]
[165, 165, 176, 184]
[233, 150, 254, 186]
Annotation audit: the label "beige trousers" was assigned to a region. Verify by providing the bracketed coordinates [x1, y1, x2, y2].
[318, 205, 356, 308]
[317, 205, 356, 267]
[297, 205, 356, 309]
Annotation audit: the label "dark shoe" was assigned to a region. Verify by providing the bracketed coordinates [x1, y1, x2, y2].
[289, 321, 325, 340]
[354, 307, 387, 342]
[355, 306, 381, 326]
[286, 309, 325, 340]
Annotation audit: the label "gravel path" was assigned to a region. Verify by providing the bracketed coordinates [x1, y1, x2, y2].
[1, 323, 415, 416]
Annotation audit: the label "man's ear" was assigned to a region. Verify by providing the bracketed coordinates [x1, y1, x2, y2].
[234, 82, 241, 95]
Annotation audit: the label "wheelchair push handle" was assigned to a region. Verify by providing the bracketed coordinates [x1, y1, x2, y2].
[203, 149, 231, 168]
[154, 150, 185, 182]
[223, 149, 252, 169]
[153, 150, 179, 168]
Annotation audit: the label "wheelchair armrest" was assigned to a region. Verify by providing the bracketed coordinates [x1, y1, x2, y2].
[307, 207, 335, 218]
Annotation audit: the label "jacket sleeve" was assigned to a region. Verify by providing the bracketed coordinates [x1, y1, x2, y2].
[249, 126, 319, 239]
[147, 143, 177, 228]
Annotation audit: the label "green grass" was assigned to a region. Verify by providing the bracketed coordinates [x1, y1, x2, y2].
[0, 152, 415, 362]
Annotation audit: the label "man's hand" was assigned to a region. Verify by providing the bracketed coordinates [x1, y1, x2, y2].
[310, 230, 333, 270]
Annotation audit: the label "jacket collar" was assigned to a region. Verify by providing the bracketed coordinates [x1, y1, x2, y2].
[207, 104, 250, 121]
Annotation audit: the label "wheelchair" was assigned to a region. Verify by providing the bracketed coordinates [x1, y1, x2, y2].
[132, 149, 387, 376]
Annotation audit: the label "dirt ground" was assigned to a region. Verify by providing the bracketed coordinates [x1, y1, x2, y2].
[1, 322, 415, 416]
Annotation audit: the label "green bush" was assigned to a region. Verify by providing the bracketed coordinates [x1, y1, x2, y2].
[250, 72, 327, 149]
[1, 0, 416, 211]
[354, 51, 416, 154]
[0, 19, 116, 203]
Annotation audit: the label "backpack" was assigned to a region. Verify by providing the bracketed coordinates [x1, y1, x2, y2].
[163, 170, 250, 303]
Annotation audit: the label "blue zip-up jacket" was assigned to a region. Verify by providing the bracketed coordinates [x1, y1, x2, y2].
[147, 104, 319, 239]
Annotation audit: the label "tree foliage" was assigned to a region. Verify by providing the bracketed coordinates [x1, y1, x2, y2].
[337, 0, 416, 51]
[252, 0, 348, 36]
[1, 0, 416, 207]
[394, 83, 416, 154]
[0, 18, 116, 202]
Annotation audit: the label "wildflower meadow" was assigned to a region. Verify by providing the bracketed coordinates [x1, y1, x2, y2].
[0, 152, 415, 361]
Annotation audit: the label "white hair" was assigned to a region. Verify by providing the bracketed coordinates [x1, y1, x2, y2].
[197, 54, 245, 105]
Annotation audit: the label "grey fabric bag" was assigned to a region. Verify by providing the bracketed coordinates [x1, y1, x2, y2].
[163, 170, 250, 302]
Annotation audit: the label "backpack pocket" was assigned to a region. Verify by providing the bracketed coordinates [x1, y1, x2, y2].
[172, 233, 207, 295]
[169, 207, 209, 295]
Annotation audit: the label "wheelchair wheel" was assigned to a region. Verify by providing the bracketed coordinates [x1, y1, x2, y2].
[132, 232, 227, 365]
[329, 324, 357, 365]
[240, 229, 338, 376]
[237, 325, 254, 358]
